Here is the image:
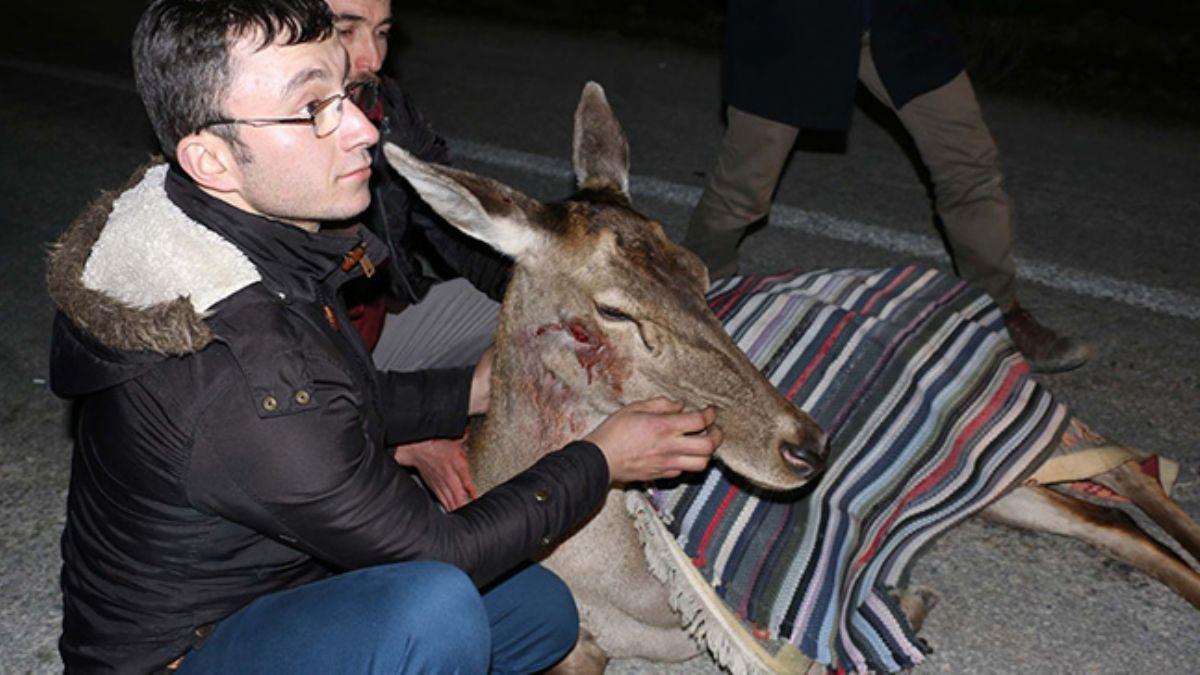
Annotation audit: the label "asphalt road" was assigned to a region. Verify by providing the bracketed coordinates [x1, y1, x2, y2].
[2, 11, 1198, 674]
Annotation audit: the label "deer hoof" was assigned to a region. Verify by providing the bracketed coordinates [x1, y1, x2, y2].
[892, 586, 939, 633]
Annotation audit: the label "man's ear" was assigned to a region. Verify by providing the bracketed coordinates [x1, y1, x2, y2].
[175, 133, 240, 193]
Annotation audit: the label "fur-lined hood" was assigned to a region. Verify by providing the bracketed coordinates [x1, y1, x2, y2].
[47, 162, 261, 396]
[47, 162, 261, 357]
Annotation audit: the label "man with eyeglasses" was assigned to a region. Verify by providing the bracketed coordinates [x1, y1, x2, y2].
[47, 0, 720, 671]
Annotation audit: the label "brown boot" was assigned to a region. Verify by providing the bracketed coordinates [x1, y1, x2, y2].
[1002, 304, 1095, 373]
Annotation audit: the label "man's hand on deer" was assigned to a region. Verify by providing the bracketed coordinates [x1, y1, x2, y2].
[468, 346, 494, 417]
[392, 437, 479, 510]
[585, 397, 723, 484]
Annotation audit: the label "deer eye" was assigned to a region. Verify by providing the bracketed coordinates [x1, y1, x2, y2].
[595, 303, 634, 322]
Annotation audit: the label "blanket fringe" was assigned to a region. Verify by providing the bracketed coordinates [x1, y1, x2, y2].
[626, 491, 814, 675]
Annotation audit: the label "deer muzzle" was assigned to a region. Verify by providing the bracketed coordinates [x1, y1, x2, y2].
[781, 431, 829, 480]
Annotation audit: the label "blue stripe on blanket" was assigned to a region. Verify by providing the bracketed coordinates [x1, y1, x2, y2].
[649, 266, 1067, 673]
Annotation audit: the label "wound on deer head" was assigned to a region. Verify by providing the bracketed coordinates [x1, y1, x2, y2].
[568, 321, 592, 344]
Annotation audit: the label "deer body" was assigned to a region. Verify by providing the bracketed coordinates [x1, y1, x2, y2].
[386, 83, 1200, 671]
[387, 84, 829, 666]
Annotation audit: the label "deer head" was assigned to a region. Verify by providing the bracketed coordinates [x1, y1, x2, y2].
[384, 82, 826, 490]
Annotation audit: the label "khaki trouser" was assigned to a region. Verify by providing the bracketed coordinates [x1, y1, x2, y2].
[684, 35, 1017, 308]
[372, 277, 499, 371]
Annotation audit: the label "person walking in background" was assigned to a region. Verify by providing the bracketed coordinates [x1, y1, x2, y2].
[684, 0, 1093, 373]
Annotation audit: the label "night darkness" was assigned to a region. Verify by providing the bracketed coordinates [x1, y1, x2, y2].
[6, 1, 1200, 125]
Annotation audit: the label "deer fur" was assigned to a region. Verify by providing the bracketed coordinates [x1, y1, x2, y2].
[385, 82, 1200, 671]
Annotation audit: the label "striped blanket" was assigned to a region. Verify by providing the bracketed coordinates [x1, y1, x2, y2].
[644, 266, 1069, 673]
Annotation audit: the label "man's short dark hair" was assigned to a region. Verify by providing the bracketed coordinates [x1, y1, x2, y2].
[133, 0, 335, 162]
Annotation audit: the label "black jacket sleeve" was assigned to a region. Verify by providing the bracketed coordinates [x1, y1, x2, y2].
[186, 369, 609, 587]
[380, 366, 474, 444]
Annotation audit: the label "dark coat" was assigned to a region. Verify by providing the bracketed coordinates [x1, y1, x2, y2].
[723, 0, 965, 131]
[47, 164, 608, 673]
[360, 76, 510, 303]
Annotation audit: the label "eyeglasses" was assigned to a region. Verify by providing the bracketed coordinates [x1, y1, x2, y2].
[198, 80, 372, 139]
[349, 78, 381, 115]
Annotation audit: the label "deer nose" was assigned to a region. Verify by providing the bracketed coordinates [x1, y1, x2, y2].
[781, 435, 828, 480]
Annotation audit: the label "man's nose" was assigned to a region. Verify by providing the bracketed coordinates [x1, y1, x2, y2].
[355, 42, 383, 78]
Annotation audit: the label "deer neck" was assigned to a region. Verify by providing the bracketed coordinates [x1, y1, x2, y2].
[472, 270, 615, 487]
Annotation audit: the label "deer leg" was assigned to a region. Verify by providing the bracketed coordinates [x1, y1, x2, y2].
[891, 586, 939, 633]
[982, 486, 1200, 609]
[1092, 459, 1200, 562]
[572, 596, 699, 662]
[545, 629, 607, 675]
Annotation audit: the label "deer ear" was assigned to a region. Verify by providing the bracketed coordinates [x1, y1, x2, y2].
[384, 143, 549, 261]
[572, 82, 630, 200]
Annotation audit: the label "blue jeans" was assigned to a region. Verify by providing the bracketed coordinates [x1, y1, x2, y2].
[178, 561, 578, 674]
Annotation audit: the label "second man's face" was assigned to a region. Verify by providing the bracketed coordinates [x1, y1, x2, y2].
[327, 0, 393, 81]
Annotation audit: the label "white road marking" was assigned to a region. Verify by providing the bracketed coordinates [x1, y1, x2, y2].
[452, 139, 1200, 322]
[5, 57, 1197, 321]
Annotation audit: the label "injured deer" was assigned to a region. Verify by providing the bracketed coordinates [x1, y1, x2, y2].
[384, 83, 1200, 672]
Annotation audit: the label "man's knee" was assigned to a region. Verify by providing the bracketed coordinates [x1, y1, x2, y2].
[366, 561, 490, 671]
[522, 567, 580, 658]
[486, 565, 581, 673]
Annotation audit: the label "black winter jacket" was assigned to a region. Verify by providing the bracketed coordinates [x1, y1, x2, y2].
[360, 76, 510, 303]
[724, 0, 965, 131]
[47, 164, 608, 673]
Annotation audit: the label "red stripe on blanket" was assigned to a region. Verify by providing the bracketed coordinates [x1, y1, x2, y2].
[691, 486, 739, 569]
[853, 361, 1029, 569]
[712, 272, 793, 319]
[860, 266, 914, 315]
[785, 312, 858, 401]
[711, 278, 756, 320]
